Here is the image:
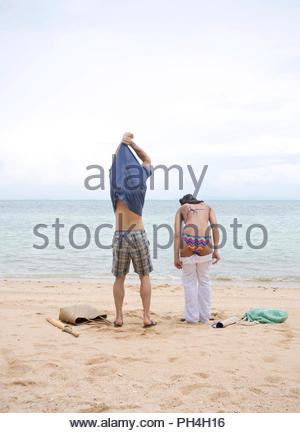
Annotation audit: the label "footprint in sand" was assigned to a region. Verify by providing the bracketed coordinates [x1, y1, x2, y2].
[180, 383, 207, 394]
[141, 329, 161, 337]
[10, 380, 38, 387]
[168, 357, 178, 363]
[249, 386, 265, 395]
[85, 356, 112, 365]
[262, 355, 276, 363]
[47, 370, 66, 381]
[274, 329, 288, 334]
[34, 343, 57, 350]
[170, 374, 183, 381]
[6, 360, 31, 375]
[118, 403, 141, 410]
[209, 390, 230, 399]
[42, 362, 60, 369]
[88, 365, 117, 377]
[156, 313, 172, 320]
[160, 397, 184, 410]
[194, 372, 210, 379]
[121, 356, 145, 363]
[79, 403, 110, 412]
[115, 334, 131, 340]
[223, 369, 235, 375]
[129, 402, 143, 409]
[265, 375, 281, 383]
[279, 331, 294, 345]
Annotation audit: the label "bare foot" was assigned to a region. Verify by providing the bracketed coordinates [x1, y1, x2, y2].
[143, 320, 157, 328]
[114, 315, 123, 327]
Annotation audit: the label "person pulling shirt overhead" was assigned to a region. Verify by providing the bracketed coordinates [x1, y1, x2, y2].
[109, 132, 156, 329]
[109, 143, 152, 217]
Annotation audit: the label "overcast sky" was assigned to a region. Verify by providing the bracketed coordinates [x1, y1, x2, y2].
[0, 0, 300, 200]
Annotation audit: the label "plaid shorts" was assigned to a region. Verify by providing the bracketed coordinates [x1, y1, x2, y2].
[112, 230, 153, 277]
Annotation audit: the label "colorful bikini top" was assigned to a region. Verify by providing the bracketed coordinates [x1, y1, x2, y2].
[183, 205, 203, 223]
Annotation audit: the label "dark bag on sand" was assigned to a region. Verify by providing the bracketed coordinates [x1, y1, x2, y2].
[59, 304, 107, 325]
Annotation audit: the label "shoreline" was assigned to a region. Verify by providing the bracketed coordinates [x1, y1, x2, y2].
[1, 276, 299, 290]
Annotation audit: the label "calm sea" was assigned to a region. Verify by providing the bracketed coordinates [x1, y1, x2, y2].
[0, 200, 299, 287]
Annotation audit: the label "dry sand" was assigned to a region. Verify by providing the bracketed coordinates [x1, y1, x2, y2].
[0, 279, 299, 413]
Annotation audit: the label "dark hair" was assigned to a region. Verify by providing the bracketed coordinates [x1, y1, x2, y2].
[179, 194, 204, 205]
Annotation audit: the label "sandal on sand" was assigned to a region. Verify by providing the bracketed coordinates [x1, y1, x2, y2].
[114, 321, 123, 328]
[143, 320, 157, 329]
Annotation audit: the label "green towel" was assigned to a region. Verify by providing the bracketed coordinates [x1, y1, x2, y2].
[242, 308, 288, 324]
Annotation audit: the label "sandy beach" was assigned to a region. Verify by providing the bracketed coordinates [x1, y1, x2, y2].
[0, 279, 299, 413]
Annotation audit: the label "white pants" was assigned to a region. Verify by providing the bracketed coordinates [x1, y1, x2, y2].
[181, 253, 212, 323]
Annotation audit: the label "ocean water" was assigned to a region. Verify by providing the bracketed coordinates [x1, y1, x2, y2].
[0, 200, 299, 287]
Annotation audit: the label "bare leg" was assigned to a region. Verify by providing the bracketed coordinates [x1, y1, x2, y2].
[139, 274, 153, 326]
[113, 275, 126, 325]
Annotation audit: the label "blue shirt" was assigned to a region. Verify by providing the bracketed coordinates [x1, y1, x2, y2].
[109, 143, 152, 216]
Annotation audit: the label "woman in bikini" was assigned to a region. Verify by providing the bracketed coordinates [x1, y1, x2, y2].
[174, 194, 220, 323]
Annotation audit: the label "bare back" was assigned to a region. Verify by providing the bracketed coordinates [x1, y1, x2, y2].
[180, 202, 212, 256]
[181, 202, 210, 235]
